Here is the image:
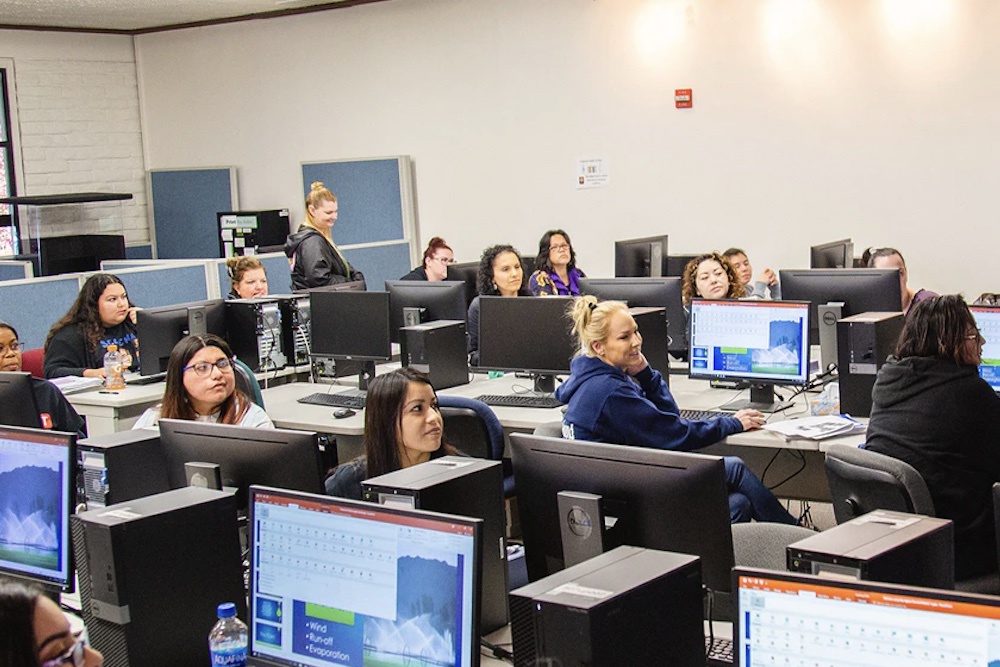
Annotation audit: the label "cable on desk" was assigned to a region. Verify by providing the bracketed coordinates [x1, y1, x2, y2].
[480, 638, 514, 663]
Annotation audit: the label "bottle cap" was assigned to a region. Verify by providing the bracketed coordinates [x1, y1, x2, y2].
[107, 344, 118, 351]
[217, 602, 237, 618]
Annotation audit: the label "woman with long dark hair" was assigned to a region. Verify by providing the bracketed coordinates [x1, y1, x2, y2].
[466, 244, 532, 365]
[528, 229, 585, 296]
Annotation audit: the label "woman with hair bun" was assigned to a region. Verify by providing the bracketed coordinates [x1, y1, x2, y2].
[555, 295, 796, 525]
[225, 256, 269, 299]
[400, 237, 455, 281]
[284, 182, 365, 290]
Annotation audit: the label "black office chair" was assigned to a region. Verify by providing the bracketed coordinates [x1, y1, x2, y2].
[437, 395, 514, 497]
[232, 358, 265, 409]
[824, 443, 934, 524]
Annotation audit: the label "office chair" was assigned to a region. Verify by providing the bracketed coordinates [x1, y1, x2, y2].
[532, 421, 563, 438]
[232, 358, 265, 409]
[21, 348, 45, 378]
[824, 443, 934, 524]
[731, 522, 816, 571]
[437, 395, 514, 496]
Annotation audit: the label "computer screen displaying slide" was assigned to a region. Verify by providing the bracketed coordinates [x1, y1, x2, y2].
[247, 486, 482, 667]
[971, 305, 1000, 394]
[735, 567, 1000, 666]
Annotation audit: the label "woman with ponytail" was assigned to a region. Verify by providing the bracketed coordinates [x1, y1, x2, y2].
[284, 182, 365, 290]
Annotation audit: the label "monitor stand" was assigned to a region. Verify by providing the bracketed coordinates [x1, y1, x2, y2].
[719, 383, 791, 413]
[533, 373, 556, 394]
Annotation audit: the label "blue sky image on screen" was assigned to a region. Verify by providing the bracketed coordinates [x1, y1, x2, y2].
[0, 438, 68, 583]
[972, 307, 1000, 393]
[250, 493, 476, 667]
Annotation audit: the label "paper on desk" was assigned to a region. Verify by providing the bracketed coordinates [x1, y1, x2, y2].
[763, 415, 865, 441]
[49, 376, 104, 395]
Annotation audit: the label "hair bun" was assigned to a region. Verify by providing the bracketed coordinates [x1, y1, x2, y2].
[310, 181, 325, 191]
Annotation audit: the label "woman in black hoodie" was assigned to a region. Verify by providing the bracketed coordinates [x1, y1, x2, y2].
[865, 294, 1000, 579]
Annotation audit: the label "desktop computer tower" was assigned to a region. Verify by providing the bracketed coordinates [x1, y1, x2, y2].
[71, 487, 246, 667]
[226, 298, 288, 372]
[400, 319, 470, 390]
[787, 509, 955, 589]
[272, 293, 311, 366]
[76, 430, 169, 510]
[362, 456, 508, 632]
[837, 312, 904, 417]
[509, 546, 704, 667]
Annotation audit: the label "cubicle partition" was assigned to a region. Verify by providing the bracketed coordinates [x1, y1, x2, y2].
[112, 263, 213, 308]
[0, 260, 33, 281]
[0, 274, 85, 348]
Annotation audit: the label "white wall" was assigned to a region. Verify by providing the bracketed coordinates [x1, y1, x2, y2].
[0, 30, 149, 246]
[134, 0, 1000, 296]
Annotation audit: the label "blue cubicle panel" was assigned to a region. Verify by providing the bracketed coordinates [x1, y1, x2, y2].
[0, 261, 32, 281]
[150, 167, 236, 260]
[342, 242, 413, 292]
[216, 254, 292, 297]
[0, 276, 82, 351]
[117, 265, 209, 308]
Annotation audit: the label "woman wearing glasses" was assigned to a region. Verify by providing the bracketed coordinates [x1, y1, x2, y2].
[400, 237, 456, 281]
[528, 230, 585, 296]
[132, 334, 273, 429]
[0, 577, 103, 666]
[865, 294, 1000, 579]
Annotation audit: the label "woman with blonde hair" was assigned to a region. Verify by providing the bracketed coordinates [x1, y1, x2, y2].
[225, 256, 269, 299]
[284, 182, 364, 290]
[555, 295, 797, 525]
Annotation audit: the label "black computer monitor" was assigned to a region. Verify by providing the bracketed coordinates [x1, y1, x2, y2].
[247, 486, 483, 667]
[509, 433, 734, 595]
[666, 254, 702, 277]
[810, 238, 855, 269]
[614, 235, 668, 277]
[158, 419, 324, 509]
[308, 290, 392, 391]
[688, 299, 810, 412]
[385, 280, 469, 344]
[477, 295, 577, 393]
[0, 425, 76, 592]
[0, 372, 42, 428]
[579, 277, 687, 357]
[971, 305, 1000, 395]
[445, 261, 480, 307]
[135, 298, 226, 376]
[779, 268, 902, 344]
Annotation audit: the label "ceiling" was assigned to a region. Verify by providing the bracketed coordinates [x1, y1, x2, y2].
[0, 0, 387, 33]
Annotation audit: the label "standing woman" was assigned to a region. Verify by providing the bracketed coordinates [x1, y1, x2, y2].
[44, 273, 139, 379]
[400, 237, 455, 281]
[865, 295, 1000, 579]
[284, 182, 364, 291]
[467, 244, 532, 365]
[528, 229, 586, 296]
[226, 256, 269, 299]
[325, 368, 458, 500]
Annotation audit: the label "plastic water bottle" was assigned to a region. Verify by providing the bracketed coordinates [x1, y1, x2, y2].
[103, 344, 126, 391]
[208, 602, 247, 667]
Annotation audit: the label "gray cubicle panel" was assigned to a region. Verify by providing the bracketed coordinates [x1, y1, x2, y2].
[215, 252, 292, 297]
[149, 167, 237, 260]
[341, 242, 413, 290]
[114, 263, 211, 308]
[0, 260, 33, 281]
[0, 274, 84, 350]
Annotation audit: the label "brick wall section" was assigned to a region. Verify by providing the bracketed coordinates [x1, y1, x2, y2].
[13, 58, 148, 246]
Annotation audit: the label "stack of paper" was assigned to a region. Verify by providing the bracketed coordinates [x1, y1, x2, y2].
[764, 415, 865, 441]
[49, 376, 105, 395]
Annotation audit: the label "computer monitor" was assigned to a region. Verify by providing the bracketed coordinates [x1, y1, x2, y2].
[810, 238, 855, 269]
[476, 295, 577, 393]
[579, 277, 687, 357]
[385, 280, 469, 344]
[666, 254, 702, 277]
[509, 433, 734, 596]
[971, 305, 1000, 394]
[0, 372, 42, 428]
[445, 261, 480, 307]
[247, 485, 482, 667]
[135, 298, 226, 376]
[779, 268, 902, 344]
[688, 299, 810, 412]
[0, 425, 76, 592]
[614, 235, 668, 278]
[158, 419, 324, 509]
[735, 566, 1000, 665]
[308, 290, 392, 391]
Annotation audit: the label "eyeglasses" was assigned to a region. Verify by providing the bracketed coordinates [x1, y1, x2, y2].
[182, 358, 234, 377]
[0, 340, 21, 354]
[548, 243, 570, 252]
[40, 632, 87, 667]
[431, 256, 457, 265]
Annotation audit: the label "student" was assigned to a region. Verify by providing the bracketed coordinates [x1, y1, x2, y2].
[226, 256, 269, 299]
[325, 368, 458, 500]
[466, 244, 532, 366]
[722, 247, 780, 300]
[132, 334, 273, 429]
[863, 246, 936, 315]
[974, 293, 1000, 306]
[43, 273, 139, 379]
[400, 237, 455, 281]
[865, 295, 1000, 579]
[681, 252, 746, 306]
[0, 322, 86, 438]
[284, 182, 365, 290]
[0, 577, 104, 667]
[555, 296, 797, 525]
[528, 229, 586, 296]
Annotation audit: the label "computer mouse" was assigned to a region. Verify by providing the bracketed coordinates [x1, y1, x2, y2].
[333, 408, 356, 419]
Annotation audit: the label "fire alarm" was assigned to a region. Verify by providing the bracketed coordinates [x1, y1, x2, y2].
[675, 88, 692, 109]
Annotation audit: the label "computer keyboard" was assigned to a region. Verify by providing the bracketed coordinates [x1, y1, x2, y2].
[124, 371, 166, 385]
[705, 636, 734, 666]
[297, 392, 367, 409]
[679, 409, 728, 421]
[476, 394, 562, 409]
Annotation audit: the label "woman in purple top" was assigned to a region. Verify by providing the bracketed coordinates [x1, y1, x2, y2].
[528, 229, 585, 296]
[863, 247, 937, 315]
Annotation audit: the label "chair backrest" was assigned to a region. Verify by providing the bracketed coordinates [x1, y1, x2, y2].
[232, 358, 265, 409]
[824, 444, 936, 524]
[532, 421, 563, 438]
[21, 348, 45, 379]
[437, 395, 503, 461]
[731, 522, 818, 571]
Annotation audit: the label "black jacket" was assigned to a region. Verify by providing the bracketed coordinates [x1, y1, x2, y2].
[865, 356, 1000, 579]
[284, 226, 364, 291]
[44, 321, 140, 378]
[399, 267, 428, 281]
[32, 377, 87, 438]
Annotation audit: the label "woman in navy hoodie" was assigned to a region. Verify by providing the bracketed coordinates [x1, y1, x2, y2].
[554, 296, 796, 525]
